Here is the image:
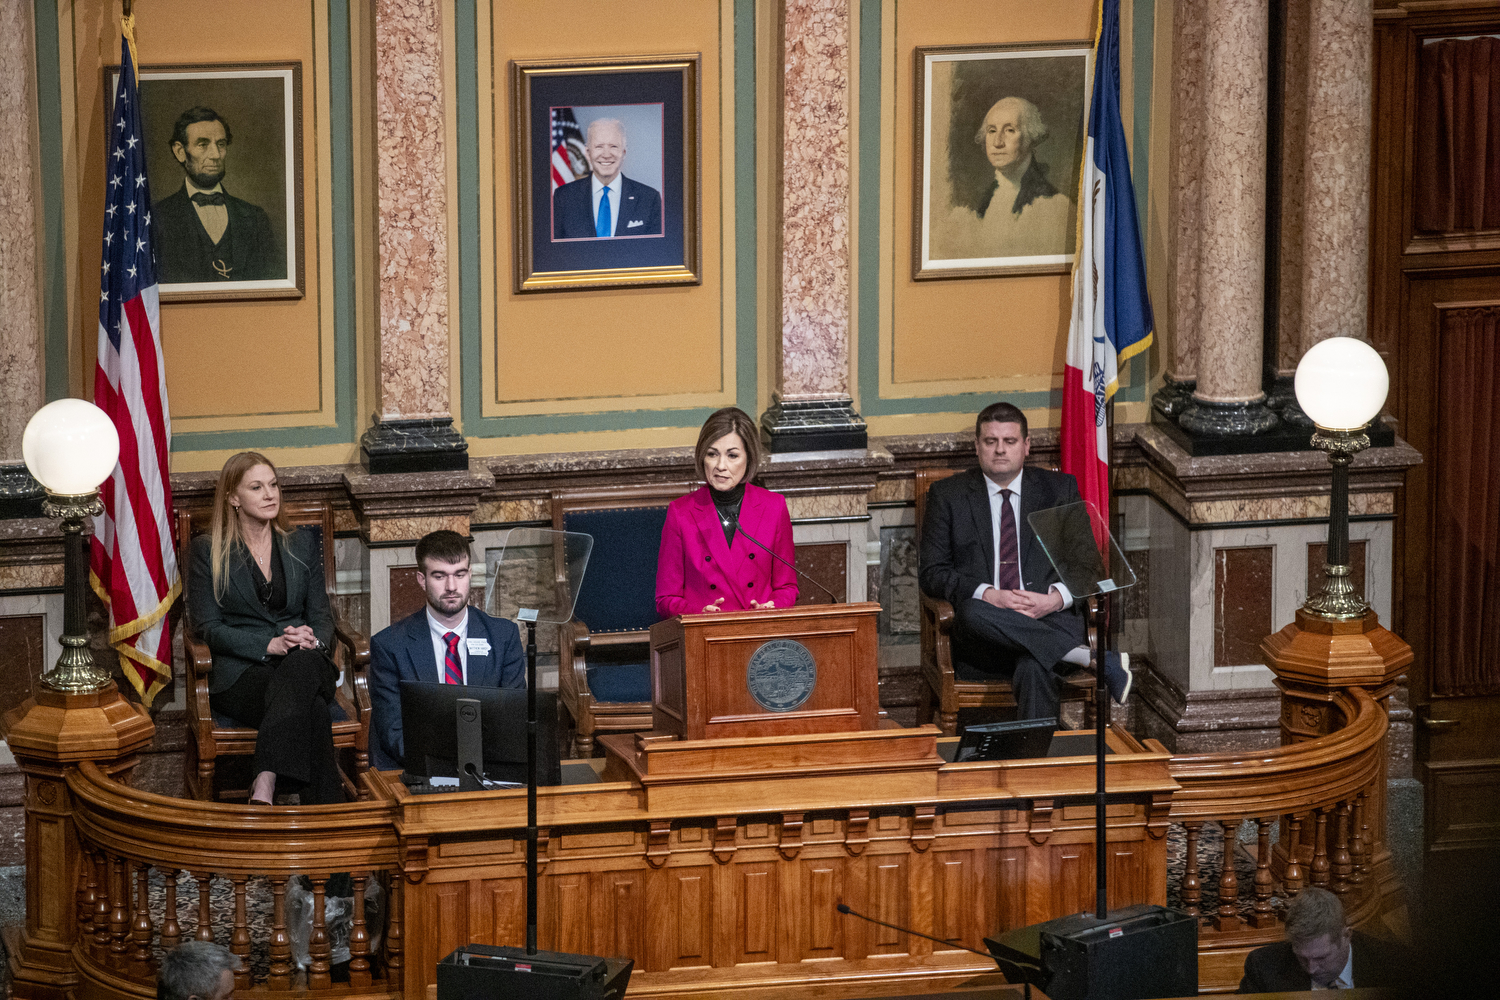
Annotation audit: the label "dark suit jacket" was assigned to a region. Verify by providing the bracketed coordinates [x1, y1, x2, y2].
[1238, 931, 1415, 993]
[153, 185, 283, 283]
[918, 466, 1085, 632]
[369, 607, 526, 771]
[552, 175, 663, 239]
[187, 529, 334, 696]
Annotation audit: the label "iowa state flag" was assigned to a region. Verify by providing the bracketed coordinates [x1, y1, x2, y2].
[1061, 0, 1154, 539]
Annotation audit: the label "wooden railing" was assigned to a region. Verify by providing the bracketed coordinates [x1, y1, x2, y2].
[66, 762, 402, 997]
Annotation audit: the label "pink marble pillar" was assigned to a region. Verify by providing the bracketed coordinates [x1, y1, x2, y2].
[0, 0, 44, 468]
[1298, 0, 1372, 352]
[1180, 0, 1279, 437]
[1276, 0, 1312, 380]
[762, 0, 866, 454]
[1158, 0, 1207, 418]
[362, 0, 467, 473]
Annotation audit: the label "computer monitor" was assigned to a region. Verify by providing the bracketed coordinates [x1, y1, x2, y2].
[400, 681, 562, 788]
[956, 716, 1057, 762]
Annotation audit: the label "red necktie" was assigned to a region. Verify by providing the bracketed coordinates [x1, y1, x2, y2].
[997, 489, 1021, 591]
[443, 631, 463, 685]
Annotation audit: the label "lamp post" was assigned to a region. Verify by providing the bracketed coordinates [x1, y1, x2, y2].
[21, 399, 121, 692]
[1293, 338, 1390, 621]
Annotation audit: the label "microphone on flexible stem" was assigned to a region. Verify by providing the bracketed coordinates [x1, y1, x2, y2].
[728, 513, 842, 604]
[835, 903, 997, 960]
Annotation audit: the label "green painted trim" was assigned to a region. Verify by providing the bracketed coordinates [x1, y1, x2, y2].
[34, 0, 68, 402]
[174, 0, 357, 451]
[734, 0, 757, 413]
[458, 0, 758, 438]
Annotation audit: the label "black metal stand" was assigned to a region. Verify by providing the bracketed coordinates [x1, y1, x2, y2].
[1089, 594, 1110, 919]
[523, 617, 539, 955]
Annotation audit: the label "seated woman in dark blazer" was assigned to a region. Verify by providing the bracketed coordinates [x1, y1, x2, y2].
[656, 407, 798, 617]
[187, 451, 343, 805]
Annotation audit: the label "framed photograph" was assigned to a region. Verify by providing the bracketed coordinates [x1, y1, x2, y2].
[913, 42, 1092, 281]
[511, 54, 700, 293]
[108, 62, 304, 302]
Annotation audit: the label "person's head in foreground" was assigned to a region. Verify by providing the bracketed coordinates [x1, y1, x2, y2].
[1283, 887, 1353, 988]
[158, 940, 239, 1000]
[695, 406, 762, 494]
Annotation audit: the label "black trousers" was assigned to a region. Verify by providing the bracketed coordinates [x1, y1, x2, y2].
[952, 598, 1085, 720]
[210, 649, 344, 804]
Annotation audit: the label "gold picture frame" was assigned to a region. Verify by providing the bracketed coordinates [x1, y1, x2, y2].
[511, 54, 701, 293]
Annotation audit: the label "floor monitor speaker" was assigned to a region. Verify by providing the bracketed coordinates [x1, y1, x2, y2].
[985, 904, 1198, 1000]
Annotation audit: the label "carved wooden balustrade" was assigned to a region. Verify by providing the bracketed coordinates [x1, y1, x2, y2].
[65, 761, 402, 998]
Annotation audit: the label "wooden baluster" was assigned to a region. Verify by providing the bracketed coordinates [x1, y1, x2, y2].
[194, 871, 215, 942]
[385, 875, 404, 984]
[1181, 821, 1203, 916]
[1331, 801, 1353, 894]
[131, 862, 155, 977]
[1310, 808, 1331, 888]
[1351, 792, 1369, 885]
[159, 869, 182, 951]
[92, 851, 112, 960]
[230, 875, 251, 991]
[1214, 819, 1242, 931]
[268, 876, 293, 990]
[1251, 818, 1276, 928]
[77, 847, 97, 941]
[109, 854, 130, 969]
[349, 873, 372, 987]
[308, 874, 332, 989]
[1283, 814, 1305, 896]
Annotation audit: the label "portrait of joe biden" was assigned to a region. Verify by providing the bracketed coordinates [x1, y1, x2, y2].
[552, 117, 663, 240]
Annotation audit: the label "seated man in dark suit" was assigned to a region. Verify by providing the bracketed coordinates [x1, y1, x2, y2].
[1239, 887, 1415, 993]
[153, 106, 284, 283]
[552, 117, 663, 239]
[369, 530, 525, 771]
[918, 401, 1130, 720]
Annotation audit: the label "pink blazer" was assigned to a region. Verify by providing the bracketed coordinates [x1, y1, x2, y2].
[655, 484, 799, 617]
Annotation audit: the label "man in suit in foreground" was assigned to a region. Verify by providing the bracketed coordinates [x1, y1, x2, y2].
[369, 530, 525, 771]
[1239, 887, 1414, 992]
[918, 401, 1130, 720]
[552, 117, 663, 239]
[153, 107, 283, 283]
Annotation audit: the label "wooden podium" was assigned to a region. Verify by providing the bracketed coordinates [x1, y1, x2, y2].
[649, 602, 882, 740]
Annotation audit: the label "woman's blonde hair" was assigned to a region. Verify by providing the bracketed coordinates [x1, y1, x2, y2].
[694, 407, 762, 484]
[208, 451, 290, 601]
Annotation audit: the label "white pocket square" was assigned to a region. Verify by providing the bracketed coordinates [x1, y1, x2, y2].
[627, 220, 644, 228]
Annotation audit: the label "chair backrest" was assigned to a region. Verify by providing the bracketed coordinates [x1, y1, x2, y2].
[914, 467, 960, 536]
[176, 500, 339, 604]
[552, 484, 693, 634]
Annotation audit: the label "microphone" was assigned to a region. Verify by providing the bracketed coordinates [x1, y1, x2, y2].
[835, 903, 997, 960]
[728, 512, 842, 605]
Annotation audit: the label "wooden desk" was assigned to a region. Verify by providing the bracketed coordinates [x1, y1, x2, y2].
[373, 725, 1176, 1000]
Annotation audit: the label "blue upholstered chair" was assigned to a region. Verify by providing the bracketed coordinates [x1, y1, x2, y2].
[176, 502, 372, 801]
[554, 485, 692, 756]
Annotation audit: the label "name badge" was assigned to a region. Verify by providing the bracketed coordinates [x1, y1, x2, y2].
[466, 638, 491, 657]
[627, 219, 644, 227]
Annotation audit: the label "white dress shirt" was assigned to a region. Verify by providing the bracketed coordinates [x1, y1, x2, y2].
[591, 174, 622, 237]
[426, 606, 470, 684]
[1313, 949, 1355, 990]
[972, 472, 1073, 607]
[184, 176, 229, 244]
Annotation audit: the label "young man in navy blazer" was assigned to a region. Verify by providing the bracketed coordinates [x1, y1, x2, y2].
[369, 530, 525, 771]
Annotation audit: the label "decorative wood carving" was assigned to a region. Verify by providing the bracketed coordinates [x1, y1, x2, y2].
[646, 819, 672, 868]
[1028, 798, 1055, 846]
[843, 809, 869, 856]
[778, 812, 804, 860]
[909, 804, 935, 852]
[713, 816, 737, 864]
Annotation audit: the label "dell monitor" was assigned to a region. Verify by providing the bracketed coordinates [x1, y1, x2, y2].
[400, 681, 562, 789]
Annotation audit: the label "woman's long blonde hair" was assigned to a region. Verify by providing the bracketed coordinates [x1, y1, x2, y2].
[209, 451, 291, 601]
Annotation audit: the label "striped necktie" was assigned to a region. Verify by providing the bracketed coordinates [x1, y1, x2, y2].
[443, 631, 463, 685]
[997, 489, 1021, 591]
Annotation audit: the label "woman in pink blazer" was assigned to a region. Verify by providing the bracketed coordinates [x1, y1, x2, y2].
[656, 407, 799, 617]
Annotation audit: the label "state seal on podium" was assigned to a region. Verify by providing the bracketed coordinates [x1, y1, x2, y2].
[746, 639, 817, 712]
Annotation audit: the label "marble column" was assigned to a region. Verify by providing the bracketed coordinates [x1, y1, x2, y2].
[0, 0, 45, 510]
[1179, 0, 1279, 438]
[360, 0, 467, 474]
[1298, 0, 1372, 352]
[760, 0, 867, 455]
[1157, 0, 1206, 419]
[1275, 0, 1311, 384]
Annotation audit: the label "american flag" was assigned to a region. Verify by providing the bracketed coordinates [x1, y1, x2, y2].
[550, 107, 588, 191]
[89, 18, 179, 706]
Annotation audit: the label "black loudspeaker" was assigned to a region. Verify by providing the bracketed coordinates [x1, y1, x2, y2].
[436, 944, 633, 1000]
[985, 904, 1198, 1000]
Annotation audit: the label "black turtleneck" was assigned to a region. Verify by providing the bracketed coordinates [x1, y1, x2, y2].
[710, 481, 746, 546]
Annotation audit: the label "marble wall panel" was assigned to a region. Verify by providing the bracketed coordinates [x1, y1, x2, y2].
[1213, 546, 1274, 668]
[365, 515, 470, 545]
[790, 521, 867, 602]
[786, 493, 866, 521]
[1146, 497, 1193, 692]
[879, 525, 919, 636]
[793, 542, 847, 605]
[0, 614, 44, 723]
